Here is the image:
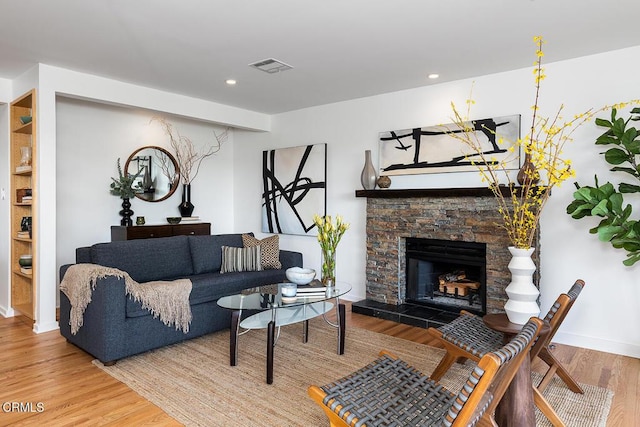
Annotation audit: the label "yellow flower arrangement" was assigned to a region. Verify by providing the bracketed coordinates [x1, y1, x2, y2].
[313, 214, 350, 284]
[446, 36, 635, 249]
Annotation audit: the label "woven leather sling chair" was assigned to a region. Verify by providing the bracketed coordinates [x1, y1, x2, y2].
[427, 279, 585, 427]
[308, 316, 544, 427]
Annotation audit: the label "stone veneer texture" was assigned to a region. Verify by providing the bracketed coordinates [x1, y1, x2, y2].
[365, 195, 540, 313]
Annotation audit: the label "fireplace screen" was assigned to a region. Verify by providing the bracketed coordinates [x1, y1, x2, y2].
[406, 238, 486, 315]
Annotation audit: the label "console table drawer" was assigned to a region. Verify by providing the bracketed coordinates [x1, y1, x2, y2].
[111, 223, 211, 241]
[172, 223, 211, 236]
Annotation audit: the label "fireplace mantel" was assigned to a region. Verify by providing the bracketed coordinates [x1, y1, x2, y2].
[355, 187, 520, 199]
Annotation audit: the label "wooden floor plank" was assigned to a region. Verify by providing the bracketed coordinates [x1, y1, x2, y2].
[0, 306, 636, 426]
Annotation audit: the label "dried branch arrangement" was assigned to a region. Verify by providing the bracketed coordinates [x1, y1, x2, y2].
[155, 150, 180, 186]
[153, 118, 228, 185]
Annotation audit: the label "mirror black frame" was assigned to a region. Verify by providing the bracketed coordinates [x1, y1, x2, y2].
[124, 146, 180, 202]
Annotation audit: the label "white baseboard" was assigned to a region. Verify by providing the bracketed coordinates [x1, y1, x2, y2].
[33, 320, 59, 334]
[0, 305, 15, 318]
[554, 331, 640, 359]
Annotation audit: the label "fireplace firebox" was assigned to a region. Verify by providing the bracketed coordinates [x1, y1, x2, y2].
[406, 237, 486, 316]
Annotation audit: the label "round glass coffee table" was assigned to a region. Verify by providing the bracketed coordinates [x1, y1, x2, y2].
[217, 282, 351, 384]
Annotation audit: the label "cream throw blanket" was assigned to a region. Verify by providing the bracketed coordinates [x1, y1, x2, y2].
[60, 264, 192, 335]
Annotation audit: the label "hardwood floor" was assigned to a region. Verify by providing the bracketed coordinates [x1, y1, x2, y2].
[0, 306, 637, 426]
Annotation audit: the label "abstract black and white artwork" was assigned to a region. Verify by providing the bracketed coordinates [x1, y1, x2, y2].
[262, 143, 326, 236]
[379, 115, 521, 175]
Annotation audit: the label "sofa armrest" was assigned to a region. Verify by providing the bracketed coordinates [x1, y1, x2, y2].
[59, 264, 73, 280]
[59, 267, 128, 364]
[76, 247, 92, 263]
[279, 250, 303, 270]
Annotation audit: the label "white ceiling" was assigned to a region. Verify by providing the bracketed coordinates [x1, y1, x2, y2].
[1, 0, 639, 114]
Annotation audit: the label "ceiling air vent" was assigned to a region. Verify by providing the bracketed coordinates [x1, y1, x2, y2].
[249, 58, 293, 74]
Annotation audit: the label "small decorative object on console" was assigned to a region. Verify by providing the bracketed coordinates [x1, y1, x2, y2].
[166, 217, 182, 224]
[110, 158, 144, 227]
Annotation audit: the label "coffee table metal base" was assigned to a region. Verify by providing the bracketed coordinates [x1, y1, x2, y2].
[229, 300, 346, 384]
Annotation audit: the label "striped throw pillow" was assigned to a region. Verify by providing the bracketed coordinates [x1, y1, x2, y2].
[220, 245, 262, 273]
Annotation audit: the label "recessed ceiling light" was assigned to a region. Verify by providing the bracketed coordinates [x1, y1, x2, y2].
[428, 73, 439, 79]
[226, 79, 237, 85]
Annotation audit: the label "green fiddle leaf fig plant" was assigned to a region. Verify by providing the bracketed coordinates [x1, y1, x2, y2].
[567, 107, 640, 266]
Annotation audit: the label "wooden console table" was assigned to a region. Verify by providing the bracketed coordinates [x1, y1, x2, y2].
[111, 222, 211, 241]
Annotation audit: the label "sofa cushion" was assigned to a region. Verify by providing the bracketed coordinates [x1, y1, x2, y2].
[220, 245, 262, 273]
[189, 234, 247, 274]
[189, 270, 288, 305]
[90, 236, 193, 282]
[242, 234, 282, 269]
[124, 269, 289, 318]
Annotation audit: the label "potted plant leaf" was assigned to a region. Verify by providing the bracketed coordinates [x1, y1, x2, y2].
[566, 107, 640, 266]
[110, 158, 143, 226]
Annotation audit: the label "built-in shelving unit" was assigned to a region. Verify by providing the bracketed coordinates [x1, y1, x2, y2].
[10, 89, 37, 321]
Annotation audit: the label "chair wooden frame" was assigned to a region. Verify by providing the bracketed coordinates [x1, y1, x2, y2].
[308, 317, 544, 427]
[427, 280, 585, 427]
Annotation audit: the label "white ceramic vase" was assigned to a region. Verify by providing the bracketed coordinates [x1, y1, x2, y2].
[504, 246, 540, 325]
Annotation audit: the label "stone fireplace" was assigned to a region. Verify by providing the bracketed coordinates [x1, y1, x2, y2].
[353, 188, 539, 328]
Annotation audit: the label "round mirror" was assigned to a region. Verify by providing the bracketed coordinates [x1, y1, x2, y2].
[124, 146, 180, 202]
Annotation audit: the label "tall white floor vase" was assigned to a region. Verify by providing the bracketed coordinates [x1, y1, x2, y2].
[504, 246, 540, 325]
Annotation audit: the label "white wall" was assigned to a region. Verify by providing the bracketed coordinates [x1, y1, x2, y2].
[233, 46, 640, 357]
[56, 97, 236, 271]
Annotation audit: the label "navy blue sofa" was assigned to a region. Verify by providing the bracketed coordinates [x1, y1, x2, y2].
[59, 233, 302, 364]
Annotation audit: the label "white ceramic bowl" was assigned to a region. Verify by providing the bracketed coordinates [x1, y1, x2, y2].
[285, 267, 316, 285]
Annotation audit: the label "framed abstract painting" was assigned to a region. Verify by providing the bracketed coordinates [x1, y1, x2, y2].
[379, 114, 521, 175]
[262, 143, 326, 236]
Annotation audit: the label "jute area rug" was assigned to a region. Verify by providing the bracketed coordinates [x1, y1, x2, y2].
[94, 319, 612, 426]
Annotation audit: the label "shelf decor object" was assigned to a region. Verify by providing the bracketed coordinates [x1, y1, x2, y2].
[360, 149, 377, 190]
[377, 175, 391, 188]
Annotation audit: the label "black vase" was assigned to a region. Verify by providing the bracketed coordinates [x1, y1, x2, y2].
[120, 198, 134, 226]
[179, 184, 195, 217]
